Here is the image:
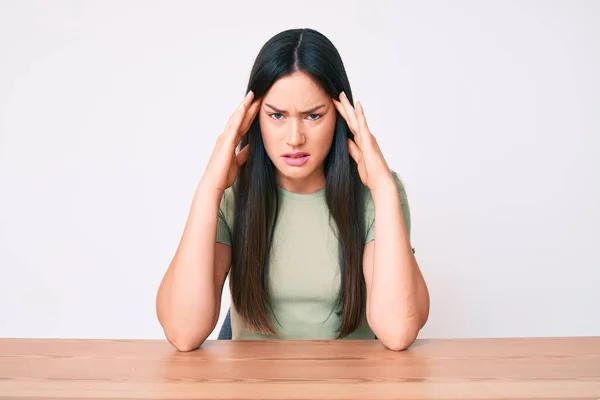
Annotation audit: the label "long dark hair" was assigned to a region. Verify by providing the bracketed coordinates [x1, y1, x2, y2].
[230, 28, 366, 338]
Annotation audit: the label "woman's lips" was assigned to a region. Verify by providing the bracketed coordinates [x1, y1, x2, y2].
[282, 155, 310, 166]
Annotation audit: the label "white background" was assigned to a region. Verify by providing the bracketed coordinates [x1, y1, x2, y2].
[1, 1, 598, 340]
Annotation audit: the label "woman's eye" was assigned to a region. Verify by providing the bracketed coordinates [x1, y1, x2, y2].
[269, 113, 321, 121]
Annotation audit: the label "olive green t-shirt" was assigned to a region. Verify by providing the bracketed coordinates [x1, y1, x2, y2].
[216, 170, 412, 340]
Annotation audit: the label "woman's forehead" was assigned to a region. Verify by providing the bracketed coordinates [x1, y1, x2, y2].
[263, 72, 329, 106]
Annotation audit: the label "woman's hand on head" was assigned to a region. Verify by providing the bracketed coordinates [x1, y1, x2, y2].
[201, 91, 261, 193]
[333, 92, 392, 191]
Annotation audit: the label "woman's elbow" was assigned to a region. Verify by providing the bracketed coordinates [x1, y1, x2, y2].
[381, 330, 418, 351]
[372, 318, 420, 351]
[165, 330, 205, 352]
[161, 322, 212, 352]
[171, 340, 201, 352]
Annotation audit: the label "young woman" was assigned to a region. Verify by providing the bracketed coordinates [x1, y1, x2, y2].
[156, 28, 429, 352]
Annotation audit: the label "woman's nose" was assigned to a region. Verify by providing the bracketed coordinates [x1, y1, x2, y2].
[286, 120, 305, 147]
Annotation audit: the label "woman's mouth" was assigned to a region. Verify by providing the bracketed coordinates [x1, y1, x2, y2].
[282, 152, 310, 166]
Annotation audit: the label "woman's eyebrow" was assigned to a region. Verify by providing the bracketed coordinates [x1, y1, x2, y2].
[264, 103, 326, 114]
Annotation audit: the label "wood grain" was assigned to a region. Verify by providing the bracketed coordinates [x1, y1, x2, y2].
[0, 337, 599, 399]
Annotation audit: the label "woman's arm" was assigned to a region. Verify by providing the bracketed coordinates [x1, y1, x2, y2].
[363, 176, 430, 351]
[331, 94, 429, 350]
[156, 181, 231, 351]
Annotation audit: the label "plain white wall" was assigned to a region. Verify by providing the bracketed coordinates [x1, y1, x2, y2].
[1, 0, 598, 341]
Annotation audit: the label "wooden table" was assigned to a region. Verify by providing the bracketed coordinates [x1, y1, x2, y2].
[1, 337, 599, 399]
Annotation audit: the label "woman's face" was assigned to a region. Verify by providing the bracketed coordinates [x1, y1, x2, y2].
[258, 71, 337, 193]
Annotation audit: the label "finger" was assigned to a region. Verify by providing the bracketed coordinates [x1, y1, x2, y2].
[238, 97, 261, 135]
[333, 99, 347, 119]
[236, 143, 250, 166]
[334, 99, 359, 142]
[339, 92, 360, 136]
[333, 99, 350, 126]
[356, 101, 371, 135]
[226, 91, 255, 134]
[347, 138, 362, 165]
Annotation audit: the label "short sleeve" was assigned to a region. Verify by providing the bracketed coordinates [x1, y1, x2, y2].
[216, 187, 234, 246]
[364, 170, 414, 253]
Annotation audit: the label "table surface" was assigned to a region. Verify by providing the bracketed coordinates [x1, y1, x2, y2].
[1, 337, 599, 399]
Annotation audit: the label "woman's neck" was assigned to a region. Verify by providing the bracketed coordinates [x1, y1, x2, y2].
[276, 169, 326, 194]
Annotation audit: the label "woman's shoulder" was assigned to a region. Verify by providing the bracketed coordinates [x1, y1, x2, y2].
[362, 169, 412, 241]
[218, 186, 237, 225]
[220, 185, 236, 207]
[362, 169, 409, 205]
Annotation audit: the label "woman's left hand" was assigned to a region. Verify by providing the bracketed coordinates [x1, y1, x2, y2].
[334, 92, 393, 191]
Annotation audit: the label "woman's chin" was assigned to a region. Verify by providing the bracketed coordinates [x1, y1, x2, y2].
[276, 162, 325, 185]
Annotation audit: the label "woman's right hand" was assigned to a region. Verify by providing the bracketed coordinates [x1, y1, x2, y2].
[201, 91, 261, 193]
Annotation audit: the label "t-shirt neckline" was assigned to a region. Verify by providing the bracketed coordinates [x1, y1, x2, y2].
[276, 185, 326, 200]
